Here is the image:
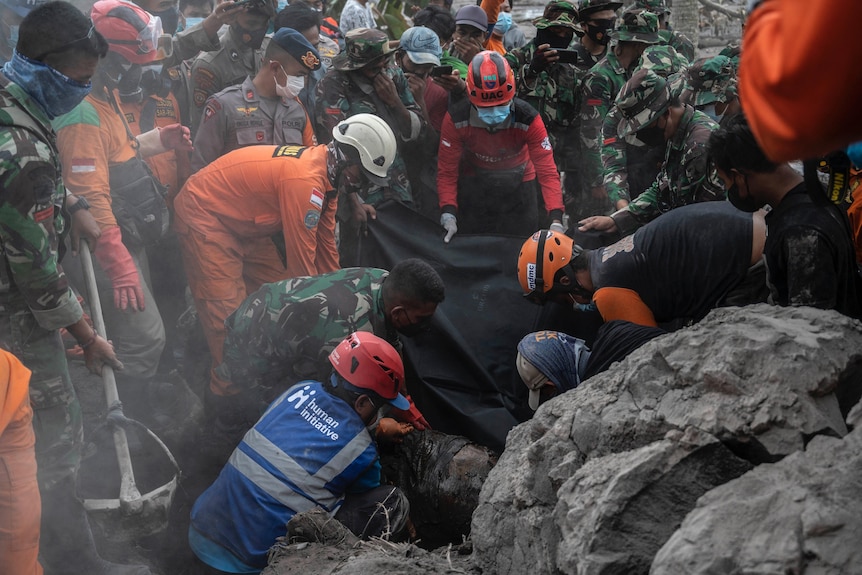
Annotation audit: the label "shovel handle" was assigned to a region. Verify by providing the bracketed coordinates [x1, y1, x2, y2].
[79, 241, 143, 512]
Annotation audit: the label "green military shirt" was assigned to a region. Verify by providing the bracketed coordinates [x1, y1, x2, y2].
[218, 267, 397, 391]
[0, 73, 82, 330]
[579, 50, 629, 190]
[506, 42, 584, 172]
[612, 106, 725, 235]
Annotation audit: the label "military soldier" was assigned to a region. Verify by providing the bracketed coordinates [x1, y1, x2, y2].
[600, 44, 689, 209]
[191, 28, 321, 172]
[207, 260, 445, 460]
[634, 0, 695, 62]
[577, 8, 659, 220]
[573, 0, 622, 71]
[314, 27, 425, 265]
[0, 5, 149, 574]
[580, 68, 725, 236]
[681, 55, 739, 126]
[506, 12, 584, 226]
[189, 0, 275, 134]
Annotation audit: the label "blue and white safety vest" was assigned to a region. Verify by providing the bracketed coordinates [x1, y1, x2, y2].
[190, 381, 380, 569]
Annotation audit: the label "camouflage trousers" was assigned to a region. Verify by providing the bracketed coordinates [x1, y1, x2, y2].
[0, 293, 82, 491]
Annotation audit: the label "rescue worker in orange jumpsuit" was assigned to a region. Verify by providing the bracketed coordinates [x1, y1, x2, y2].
[0, 350, 40, 575]
[173, 113, 397, 413]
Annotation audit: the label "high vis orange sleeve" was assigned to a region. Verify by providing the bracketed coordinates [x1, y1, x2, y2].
[593, 287, 658, 328]
[0, 349, 32, 438]
[740, 0, 862, 162]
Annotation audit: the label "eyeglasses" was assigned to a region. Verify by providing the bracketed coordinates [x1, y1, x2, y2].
[32, 24, 96, 61]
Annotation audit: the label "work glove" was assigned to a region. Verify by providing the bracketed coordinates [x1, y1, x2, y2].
[441, 213, 457, 243]
[94, 225, 146, 312]
[376, 417, 414, 444]
[389, 394, 431, 431]
[159, 123, 193, 152]
[549, 221, 566, 234]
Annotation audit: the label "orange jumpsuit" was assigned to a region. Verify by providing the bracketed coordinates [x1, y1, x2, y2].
[173, 144, 339, 395]
[741, 0, 862, 162]
[0, 349, 41, 575]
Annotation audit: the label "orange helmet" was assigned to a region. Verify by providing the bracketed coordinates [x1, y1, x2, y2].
[467, 50, 516, 108]
[517, 230, 584, 303]
[328, 332, 409, 409]
[91, 0, 172, 64]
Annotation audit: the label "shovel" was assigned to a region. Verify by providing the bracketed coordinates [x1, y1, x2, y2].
[78, 241, 179, 541]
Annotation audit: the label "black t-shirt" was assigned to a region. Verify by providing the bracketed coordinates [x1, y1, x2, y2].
[764, 184, 861, 318]
[589, 202, 754, 324]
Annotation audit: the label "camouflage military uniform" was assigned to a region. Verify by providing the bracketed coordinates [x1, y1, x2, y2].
[190, 26, 267, 135]
[506, 14, 584, 173]
[578, 11, 659, 217]
[0, 73, 85, 490]
[634, 0, 695, 61]
[682, 55, 736, 113]
[601, 44, 688, 206]
[218, 267, 396, 396]
[609, 69, 724, 235]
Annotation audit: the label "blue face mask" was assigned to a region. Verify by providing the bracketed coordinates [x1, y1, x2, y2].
[1, 50, 91, 119]
[476, 103, 511, 127]
[177, 16, 205, 32]
[700, 103, 722, 123]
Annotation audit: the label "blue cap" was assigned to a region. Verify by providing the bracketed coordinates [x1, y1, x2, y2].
[272, 27, 322, 71]
[399, 25, 441, 66]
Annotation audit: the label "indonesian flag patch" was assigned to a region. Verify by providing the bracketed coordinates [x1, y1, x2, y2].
[71, 159, 96, 174]
[309, 188, 324, 209]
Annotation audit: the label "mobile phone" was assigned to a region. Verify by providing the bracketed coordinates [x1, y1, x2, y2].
[430, 65, 453, 77]
[554, 49, 579, 65]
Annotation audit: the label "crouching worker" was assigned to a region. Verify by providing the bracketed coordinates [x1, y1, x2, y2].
[189, 331, 413, 574]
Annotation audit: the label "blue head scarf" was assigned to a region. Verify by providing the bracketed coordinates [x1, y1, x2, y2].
[517, 330, 590, 395]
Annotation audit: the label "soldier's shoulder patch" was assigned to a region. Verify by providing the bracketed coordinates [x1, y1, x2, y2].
[167, 67, 181, 80]
[203, 100, 221, 122]
[272, 145, 306, 158]
[33, 205, 54, 223]
[193, 67, 218, 91]
[194, 90, 209, 107]
[541, 136, 551, 151]
[304, 209, 320, 229]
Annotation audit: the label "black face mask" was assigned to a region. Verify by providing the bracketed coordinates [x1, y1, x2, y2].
[397, 321, 430, 338]
[118, 64, 144, 103]
[727, 178, 760, 212]
[232, 24, 267, 50]
[635, 124, 666, 147]
[584, 18, 615, 46]
[152, 6, 180, 36]
[535, 28, 572, 49]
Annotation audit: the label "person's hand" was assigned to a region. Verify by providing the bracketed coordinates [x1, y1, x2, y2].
[373, 73, 402, 108]
[389, 398, 430, 431]
[440, 213, 457, 243]
[351, 194, 377, 235]
[615, 199, 630, 210]
[590, 185, 607, 200]
[376, 417, 414, 443]
[159, 124, 193, 152]
[549, 220, 566, 233]
[69, 203, 101, 257]
[83, 334, 124, 376]
[93, 226, 146, 312]
[406, 73, 426, 104]
[203, 1, 245, 37]
[452, 36, 484, 65]
[432, 69, 466, 94]
[578, 215, 617, 232]
[529, 43, 559, 74]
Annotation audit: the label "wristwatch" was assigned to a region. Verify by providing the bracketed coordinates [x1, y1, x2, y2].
[67, 197, 90, 215]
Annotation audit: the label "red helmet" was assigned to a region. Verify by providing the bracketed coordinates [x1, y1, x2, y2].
[467, 50, 516, 108]
[328, 332, 409, 409]
[91, 0, 172, 64]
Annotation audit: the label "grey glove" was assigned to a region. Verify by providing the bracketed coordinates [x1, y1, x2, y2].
[549, 221, 566, 234]
[440, 213, 457, 243]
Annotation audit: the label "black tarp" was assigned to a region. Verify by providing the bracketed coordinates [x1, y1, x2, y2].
[359, 201, 603, 452]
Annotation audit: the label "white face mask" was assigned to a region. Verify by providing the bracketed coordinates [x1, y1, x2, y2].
[274, 64, 306, 99]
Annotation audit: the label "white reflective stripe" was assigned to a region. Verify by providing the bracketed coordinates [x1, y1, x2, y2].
[243, 429, 338, 504]
[229, 448, 319, 513]
[314, 429, 373, 483]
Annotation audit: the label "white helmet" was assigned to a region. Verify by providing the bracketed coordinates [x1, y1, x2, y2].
[331, 114, 396, 186]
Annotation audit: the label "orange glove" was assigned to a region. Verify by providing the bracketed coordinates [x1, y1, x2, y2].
[376, 417, 414, 443]
[388, 394, 430, 430]
[159, 123, 193, 152]
[94, 226, 145, 311]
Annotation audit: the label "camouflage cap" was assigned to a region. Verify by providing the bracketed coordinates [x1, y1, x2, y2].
[615, 68, 684, 137]
[685, 55, 737, 106]
[633, 0, 670, 16]
[577, 0, 623, 20]
[534, 12, 584, 36]
[719, 42, 741, 72]
[609, 9, 659, 44]
[331, 27, 394, 71]
[543, 0, 579, 19]
[637, 44, 688, 78]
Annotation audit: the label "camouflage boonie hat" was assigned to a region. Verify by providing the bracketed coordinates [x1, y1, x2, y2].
[609, 9, 659, 44]
[578, 0, 623, 20]
[331, 28, 394, 71]
[615, 68, 684, 137]
[637, 44, 688, 78]
[634, 0, 670, 16]
[534, 12, 584, 36]
[543, 0, 578, 19]
[685, 55, 737, 106]
[719, 42, 741, 71]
